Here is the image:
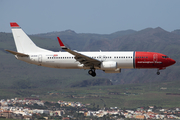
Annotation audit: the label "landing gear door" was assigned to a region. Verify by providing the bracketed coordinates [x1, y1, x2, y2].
[38, 54, 42, 63]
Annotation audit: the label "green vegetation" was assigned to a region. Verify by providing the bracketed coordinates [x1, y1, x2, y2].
[1, 80, 180, 109]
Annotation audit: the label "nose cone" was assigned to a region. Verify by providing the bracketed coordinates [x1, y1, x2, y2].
[169, 58, 176, 66]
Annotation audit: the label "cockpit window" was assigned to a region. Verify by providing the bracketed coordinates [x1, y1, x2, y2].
[162, 56, 169, 58]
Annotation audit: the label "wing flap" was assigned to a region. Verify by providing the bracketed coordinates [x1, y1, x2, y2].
[6, 50, 29, 57]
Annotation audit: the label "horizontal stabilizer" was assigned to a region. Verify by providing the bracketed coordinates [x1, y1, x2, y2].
[6, 50, 29, 57]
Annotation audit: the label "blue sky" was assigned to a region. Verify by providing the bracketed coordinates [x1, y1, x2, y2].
[1, 0, 180, 34]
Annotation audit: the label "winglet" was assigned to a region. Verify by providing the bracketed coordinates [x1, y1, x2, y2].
[57, 37, 67, 49]
[10, 22, 20, 28]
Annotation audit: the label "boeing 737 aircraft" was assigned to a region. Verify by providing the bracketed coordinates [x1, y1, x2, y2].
[6, 22, 176, 77]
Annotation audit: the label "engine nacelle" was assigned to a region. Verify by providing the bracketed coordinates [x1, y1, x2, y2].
[101, 61, 117, 70]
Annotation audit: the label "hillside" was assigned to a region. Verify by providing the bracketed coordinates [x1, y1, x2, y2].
[0, 27, 180, 91]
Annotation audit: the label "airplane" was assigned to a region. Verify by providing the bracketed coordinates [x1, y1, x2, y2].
[6, 22, 176, 77]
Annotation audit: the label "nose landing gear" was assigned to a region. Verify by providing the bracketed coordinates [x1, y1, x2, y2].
[157, 71, 160, 75]
[157, 69, 160, 75]
[88, 69, 96, 77]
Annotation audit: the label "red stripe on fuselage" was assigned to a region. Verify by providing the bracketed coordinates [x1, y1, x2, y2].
[135, 51, 175, 69]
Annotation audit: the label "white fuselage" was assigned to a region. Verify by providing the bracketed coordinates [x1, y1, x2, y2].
[8, 22, 176, 76]
[17, 51, 134, 70]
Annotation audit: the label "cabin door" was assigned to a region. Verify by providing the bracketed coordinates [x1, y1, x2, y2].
[153, 54, 158, 63]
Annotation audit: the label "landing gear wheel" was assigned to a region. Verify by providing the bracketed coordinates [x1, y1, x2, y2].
[157, 71, 160, 75]
[91, 72, 96, 77]
[88, 69, 96, 77]
[88, 70, 93, 75]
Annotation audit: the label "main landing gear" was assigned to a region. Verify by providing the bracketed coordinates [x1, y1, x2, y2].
[88, 69, 96, 77]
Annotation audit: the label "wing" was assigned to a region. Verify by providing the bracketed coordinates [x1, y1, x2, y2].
[57, 37, 101, 68]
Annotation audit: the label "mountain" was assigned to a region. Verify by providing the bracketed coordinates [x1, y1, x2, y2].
[0, 27, 180, 90]
[35, 29, 136, 51]
[172, 29, 180, 35]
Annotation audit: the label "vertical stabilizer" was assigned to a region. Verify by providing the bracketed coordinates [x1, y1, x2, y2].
[10, 22, 52, 53]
